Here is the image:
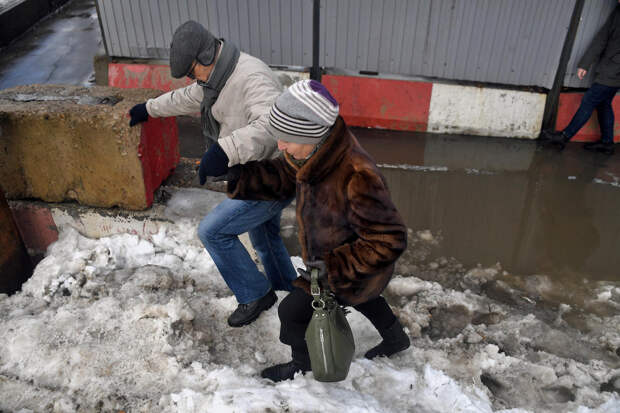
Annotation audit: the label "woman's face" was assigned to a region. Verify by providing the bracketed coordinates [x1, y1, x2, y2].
[277, 140, 316, 160]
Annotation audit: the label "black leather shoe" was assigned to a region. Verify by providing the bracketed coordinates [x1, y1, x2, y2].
[540, 130, 570, 150]
[261, 359, 311, 382]
[583, 141, 615, 155]
[227, 290, 277, 327]
[365, 318, 410, 359]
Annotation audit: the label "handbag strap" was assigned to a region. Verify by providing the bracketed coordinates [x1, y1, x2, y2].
[310, 268, 336, 310]
[310, 268, 327, 310]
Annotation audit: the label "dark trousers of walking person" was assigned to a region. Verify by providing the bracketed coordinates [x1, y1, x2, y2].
[278, 288, 397, 361]
[563, 83, 619, 143]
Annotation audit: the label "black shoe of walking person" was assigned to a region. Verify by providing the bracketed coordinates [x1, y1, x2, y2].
[365, 318, 410, 359]
[583, 140, 615, 155]
[540, 130, 570, 150]
[261, 350, 312, 382]
[261, 360, 312, 382]
[227, 289, 277, 327]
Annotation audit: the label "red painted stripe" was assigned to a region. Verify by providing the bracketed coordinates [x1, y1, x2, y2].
[139, 117, 180, 207]
[108, 64, 433, 133]
[322, 75, 432, 132]
[10, 204, 58, 252]
[555, 92, 620, 143]
[108, 63, 191, 91]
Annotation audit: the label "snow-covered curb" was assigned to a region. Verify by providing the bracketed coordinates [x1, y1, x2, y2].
[0, 219, 618, 412]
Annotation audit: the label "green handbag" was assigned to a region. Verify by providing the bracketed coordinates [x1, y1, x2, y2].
[304, 268, 355, 382]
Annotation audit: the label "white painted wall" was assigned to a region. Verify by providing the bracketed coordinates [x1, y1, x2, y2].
[427, 84, 547, 139]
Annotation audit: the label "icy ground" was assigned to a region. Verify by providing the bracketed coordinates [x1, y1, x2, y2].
[1, 197, 619, 412]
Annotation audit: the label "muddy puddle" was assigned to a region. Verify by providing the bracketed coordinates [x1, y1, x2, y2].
[355, 128, 620, 319]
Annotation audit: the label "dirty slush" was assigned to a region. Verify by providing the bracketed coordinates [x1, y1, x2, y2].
[0, 189, 618, 412]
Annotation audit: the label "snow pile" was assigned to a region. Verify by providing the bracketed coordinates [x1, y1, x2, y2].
[0, 222, 618, 412]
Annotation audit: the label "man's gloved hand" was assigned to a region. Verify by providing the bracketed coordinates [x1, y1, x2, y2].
[297, 259, 328, 284]
[198, 142, 230, 185]
[129, 102, 149, 126]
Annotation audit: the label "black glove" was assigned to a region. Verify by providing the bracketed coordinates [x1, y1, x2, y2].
[129, 102, 148, 126]
[297, 259, 328, 283]
[210, 164, 242, 183]
[198, 142, 230, 185]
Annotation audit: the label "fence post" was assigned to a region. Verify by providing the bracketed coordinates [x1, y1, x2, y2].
[310, 0, 321, 81]
[541, 0, 586, 133]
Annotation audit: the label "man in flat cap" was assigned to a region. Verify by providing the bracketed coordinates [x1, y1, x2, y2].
[129, 20, 296, 327]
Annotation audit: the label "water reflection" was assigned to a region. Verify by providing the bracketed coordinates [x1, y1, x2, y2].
[355, 128, 620, 284]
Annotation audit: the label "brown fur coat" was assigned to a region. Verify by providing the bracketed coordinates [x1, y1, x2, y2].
[228, 117, 407, 305]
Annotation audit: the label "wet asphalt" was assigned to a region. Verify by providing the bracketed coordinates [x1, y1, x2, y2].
[0, 0, 100, 89]
[1, 0, 619, 289]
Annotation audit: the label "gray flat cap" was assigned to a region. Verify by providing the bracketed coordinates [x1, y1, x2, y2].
[169, 20, 218, 78]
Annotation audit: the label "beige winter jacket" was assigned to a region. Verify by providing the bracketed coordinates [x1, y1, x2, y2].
[145, 52, 283, 166]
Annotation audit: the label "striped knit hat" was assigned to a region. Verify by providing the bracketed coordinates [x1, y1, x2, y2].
[268, 80, 339, 144]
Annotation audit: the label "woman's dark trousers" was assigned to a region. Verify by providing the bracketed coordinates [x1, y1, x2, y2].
[278, 287, 397, 358]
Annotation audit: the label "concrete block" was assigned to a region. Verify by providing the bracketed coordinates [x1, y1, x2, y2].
[8, 186, 299, 265]
[0, 84, 179, 210]
[428, 84, 546, 139]
[50, 204, 169, 241]
[8, 199, 171, 255]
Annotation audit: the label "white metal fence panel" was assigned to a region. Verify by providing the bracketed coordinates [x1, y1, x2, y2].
[97, 0, 314, 66]
[98, 0, 615, 88]
[319, 0, 576, 89]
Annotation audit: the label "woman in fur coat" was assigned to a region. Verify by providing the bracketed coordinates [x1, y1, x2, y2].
[200, 79, 410, 382]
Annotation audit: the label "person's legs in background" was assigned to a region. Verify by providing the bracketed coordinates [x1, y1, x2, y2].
[197, 198, 292, 327]
[542, 83, 616, 150]
[584, 86, 619, 154]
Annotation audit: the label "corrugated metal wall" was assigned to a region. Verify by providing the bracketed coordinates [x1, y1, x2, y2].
[97, 0, 613, 89]
[319, 0, 574, 89]
[563, 0, 617, 88]
[97, 0, 314, 66]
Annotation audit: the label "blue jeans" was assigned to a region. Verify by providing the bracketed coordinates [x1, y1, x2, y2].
[563, 83, 619, 143]
[197, 198, 297, 304]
